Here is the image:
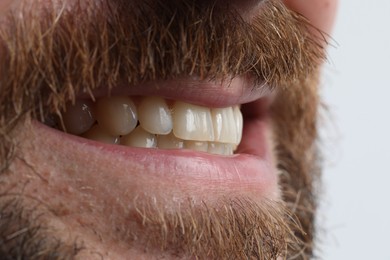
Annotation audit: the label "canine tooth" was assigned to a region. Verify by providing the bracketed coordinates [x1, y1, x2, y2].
[157, 133, 184, 149]
[184, 141, 208, 152]
[121, 126, 157, 148]
[95, 96, 137, 136]
[138, 96, 173, 135]
[61, 99, 95, 135]
[82, 125, 119, 144]
[233, 106, 243, 144]
[173, 101, 214, 142]
[211, 107, 237, 144]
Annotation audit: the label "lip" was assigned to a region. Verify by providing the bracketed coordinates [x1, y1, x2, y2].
[78, 75, 272, 108]
[33, 118, 277, 200]
[35, 76, 279, 203]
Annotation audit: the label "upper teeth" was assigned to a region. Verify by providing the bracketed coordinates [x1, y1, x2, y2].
[58, 96, 243, 156]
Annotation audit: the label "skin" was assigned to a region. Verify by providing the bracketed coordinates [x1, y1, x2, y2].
[0, 0, 338, 258]
[285, 0, 338, 35]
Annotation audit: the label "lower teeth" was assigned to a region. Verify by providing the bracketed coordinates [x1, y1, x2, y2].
[51, 96, 243, 156]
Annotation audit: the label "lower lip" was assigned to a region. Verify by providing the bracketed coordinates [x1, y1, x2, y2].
[33, 116, 278, 198]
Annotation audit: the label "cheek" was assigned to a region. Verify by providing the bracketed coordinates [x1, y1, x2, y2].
[283, 0, 338, 36]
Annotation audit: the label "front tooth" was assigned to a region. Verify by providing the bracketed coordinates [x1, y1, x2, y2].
[233, 105, 243, 144]
[138, 96, 173, 135]
[211, 107, 237, 144]
[184, 141, 208, 152]
[157, 133, 184, 149]
[95, 96, 137, 136]
[82, 125, 119, 144]
[121, 126, 157, 148]
[61, 99, 95, 135]
[173, 101, 214, 142]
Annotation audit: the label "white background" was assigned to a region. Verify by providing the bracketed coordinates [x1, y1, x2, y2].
[318, 0, 390, 259]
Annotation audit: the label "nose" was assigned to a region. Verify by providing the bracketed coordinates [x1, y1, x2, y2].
[209, 0, 338, 37]
[284, 0, 338, 40]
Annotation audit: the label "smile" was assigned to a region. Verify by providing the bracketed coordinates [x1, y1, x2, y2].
[0, 0, 333, 256]
[39, 76, 279, 198]
[59, 96, 243, 156]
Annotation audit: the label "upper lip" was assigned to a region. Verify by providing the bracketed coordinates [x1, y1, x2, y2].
[77, 75, 272, 108]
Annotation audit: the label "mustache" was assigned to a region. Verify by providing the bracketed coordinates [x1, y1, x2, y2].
[0, 0, 324, 257]
[0, 0, 324, 123]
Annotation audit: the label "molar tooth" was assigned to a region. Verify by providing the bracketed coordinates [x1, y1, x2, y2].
[233, 105, 243, 144]
[211, 107, 237, 144]
[121, 126, 157, 148]
[82, 125, 119, 144]
[95, 96, 137, 136]
[173, 101, 214, 142]
[138, 96, 173, 135]
[61, 99, 95, 135]
[184, 141, 208, 152]
[157, 133, 184, 149]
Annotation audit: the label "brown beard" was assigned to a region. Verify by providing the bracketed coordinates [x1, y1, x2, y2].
[0, 0, 325, 258]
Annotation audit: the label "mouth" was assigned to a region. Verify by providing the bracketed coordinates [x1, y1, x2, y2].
[0, 0, 323, 207]
[0, 0, 328, 256]
[39, 76, 279, 199]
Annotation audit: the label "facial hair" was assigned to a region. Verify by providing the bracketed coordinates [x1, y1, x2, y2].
[0, 0, 325, 258]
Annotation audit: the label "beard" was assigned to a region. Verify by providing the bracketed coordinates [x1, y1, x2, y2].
[0, 0, 325, 258]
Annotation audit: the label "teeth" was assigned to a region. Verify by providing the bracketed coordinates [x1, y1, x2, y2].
[55, 96, 244, 156]
[95, 96, 138, 136]
[233, 105, 243, 144]
[184, 141, 208, 152]
[157, 133, 184, 149]
[211, 107, 238, 144]
[82, 125, 119, 144]
[121, 126, 157, 148]
[208, 142, 234, 156]
[138, 96, 173, 135]
[172, 101, 214, 142]
[225, 144, 234, 155]
[61, 99, 95, 135]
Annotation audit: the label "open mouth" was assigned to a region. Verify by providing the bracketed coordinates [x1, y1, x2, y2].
[49, 96, 243, 156]
[0, 0, 331, 256]
[39, 77, 278, 198]
[0, 0, 322, 214]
